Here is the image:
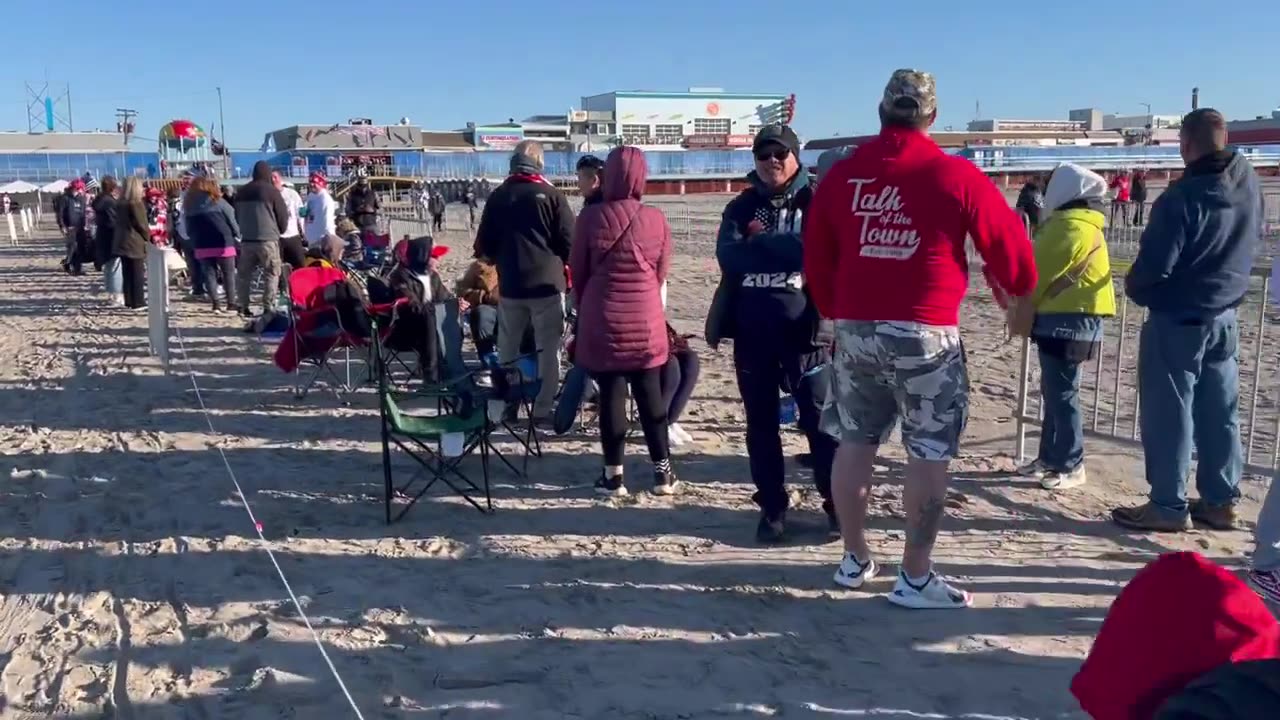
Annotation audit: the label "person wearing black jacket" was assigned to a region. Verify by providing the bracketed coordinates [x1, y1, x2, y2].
[1131, 169, 1149, 226]
[234, 160, 290, 317]
[92, 177, 123, 305]
[345, 166, 380, 231]
[59, 180, 90, 275]
[474, 140, 575, 420]
[1015, 180, 1045, 230]
[711, 125, 837, 543]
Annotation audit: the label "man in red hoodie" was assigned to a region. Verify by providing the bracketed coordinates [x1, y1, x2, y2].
[804, 69, 1037, 609]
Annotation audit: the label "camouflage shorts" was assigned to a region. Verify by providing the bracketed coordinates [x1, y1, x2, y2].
[821, 320, 969, 461]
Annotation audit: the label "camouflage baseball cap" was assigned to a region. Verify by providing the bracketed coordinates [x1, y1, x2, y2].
[881, 69, 937, 120]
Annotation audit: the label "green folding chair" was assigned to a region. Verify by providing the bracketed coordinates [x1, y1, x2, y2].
[373, 319, 493, 523]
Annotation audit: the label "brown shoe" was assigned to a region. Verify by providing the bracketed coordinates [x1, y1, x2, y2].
[1111, 503, 1192, 532]
[1190, 500, 1239, 531]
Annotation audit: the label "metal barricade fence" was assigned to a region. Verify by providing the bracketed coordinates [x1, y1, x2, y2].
[1013, 265, 1279, 475]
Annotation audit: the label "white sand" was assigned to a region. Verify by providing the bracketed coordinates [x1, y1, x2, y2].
[0, 214, 1272, 719]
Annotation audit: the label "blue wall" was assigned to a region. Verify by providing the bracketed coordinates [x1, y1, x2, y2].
[3, 143, 1279, 183]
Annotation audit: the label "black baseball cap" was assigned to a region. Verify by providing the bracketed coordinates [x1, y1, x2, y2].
[752, 125, 801, 157]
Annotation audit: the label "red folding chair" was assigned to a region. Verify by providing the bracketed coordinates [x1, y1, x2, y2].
[286, 266, 367, 399]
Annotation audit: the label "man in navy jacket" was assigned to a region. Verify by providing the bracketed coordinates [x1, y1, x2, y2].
[1113, 109, 1261, 532]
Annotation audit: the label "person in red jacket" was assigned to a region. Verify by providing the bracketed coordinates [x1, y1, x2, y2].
[804, 69, 1037, 609]
[1109, 171, 1132, 227]
[570, 146, 677, 497]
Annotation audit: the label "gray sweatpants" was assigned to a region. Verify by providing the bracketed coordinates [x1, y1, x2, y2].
[237, 241, 282, 314]
[497, 294, 565, 417]
[1253, 475, 1280, 572]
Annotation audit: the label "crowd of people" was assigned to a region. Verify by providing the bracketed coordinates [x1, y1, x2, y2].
[464, 70, 1278, 615]
[38, 68, 1277, 616]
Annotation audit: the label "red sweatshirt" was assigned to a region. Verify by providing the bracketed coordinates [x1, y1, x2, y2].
[804, 127, 1037, 326]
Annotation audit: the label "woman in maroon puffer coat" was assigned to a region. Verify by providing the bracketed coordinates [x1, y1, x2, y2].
[570, 145, 677, 497]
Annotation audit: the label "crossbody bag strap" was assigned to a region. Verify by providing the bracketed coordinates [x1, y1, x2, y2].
[1041, 228, 1104, 303]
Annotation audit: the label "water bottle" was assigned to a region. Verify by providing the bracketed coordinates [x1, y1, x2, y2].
[779, 394, 798, 425]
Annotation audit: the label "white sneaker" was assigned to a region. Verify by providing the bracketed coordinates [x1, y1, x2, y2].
[667, 425, 685, 447]
[833, 553, 879, 589]
[1041, 465, 1087, 490]
[111, 293, 125, 307]
[669, 422, 692, 446]
[888, 571, 973, 609]
[1017, 458, 1049, 479]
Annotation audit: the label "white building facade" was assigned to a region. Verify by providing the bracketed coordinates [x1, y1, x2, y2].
[575, 89, 790, 150]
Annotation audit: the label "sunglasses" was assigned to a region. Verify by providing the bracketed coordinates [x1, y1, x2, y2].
[755, 148, 790, 162]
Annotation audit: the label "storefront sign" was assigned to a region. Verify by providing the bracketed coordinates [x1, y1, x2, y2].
[475, 129, 525, 150]
[682, 134, 754, 149]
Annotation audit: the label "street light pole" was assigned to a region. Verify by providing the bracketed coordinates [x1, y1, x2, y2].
[1140, 102, 1152, 117]
[216, 86, 228, 177]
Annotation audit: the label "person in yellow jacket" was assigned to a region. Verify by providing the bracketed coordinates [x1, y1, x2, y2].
[1018, 163, 1117, 490]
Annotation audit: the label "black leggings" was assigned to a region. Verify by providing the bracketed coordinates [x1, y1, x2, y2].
[201, 257, 238, 311]
[121, 257, 146, 309]
[594, 367, 668, 467]
[660, 350, 700, 424]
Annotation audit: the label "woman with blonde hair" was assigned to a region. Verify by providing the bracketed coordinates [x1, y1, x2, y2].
[113, 176, 151, 309]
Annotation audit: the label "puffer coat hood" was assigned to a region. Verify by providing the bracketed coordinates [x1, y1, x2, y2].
[569, 146, 672, 373]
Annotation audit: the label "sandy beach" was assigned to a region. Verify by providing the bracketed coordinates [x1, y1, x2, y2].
[0, 204, 1274, 719]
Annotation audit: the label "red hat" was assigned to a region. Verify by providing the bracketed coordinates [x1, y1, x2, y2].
[69, 178, 86, 191]
[309, 171, 328, 189]
[145, 186, 164, 198]
[431, 245, 450, 259]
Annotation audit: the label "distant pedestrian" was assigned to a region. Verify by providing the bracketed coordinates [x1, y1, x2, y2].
[1015, 180, 1046, 230]
[234, 160, 290, 317]
[1108, 171, 1131, 227]
[185, 177, 241, 314]
[92, 177, 123, 305]
[576, 155, 605, 205]
[113, 177, 150, 310]
[1131, 169, 1149, 225]
[474, 139, 575, 422]
[304, 171, 337, 249]
[1113, 109, 1260, 532]
[59, 179, 90, 275]
[428, 191, 446, 233]
[273, 171, 306, 271]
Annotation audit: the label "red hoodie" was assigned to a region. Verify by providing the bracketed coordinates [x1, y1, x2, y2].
[804, 127, 1037, 326]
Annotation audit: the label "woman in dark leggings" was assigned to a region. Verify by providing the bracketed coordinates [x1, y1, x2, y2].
[569, 145, 677, 497]
[661, 329, 700, 446]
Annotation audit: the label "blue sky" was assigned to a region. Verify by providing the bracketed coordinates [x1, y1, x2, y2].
[3, 0, 1277, 148]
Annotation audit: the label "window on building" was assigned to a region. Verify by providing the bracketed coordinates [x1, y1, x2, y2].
[654, 124, 683, 138]
[693, 118, 731, 135]
[748, 124, 766, 137]
[621, 124, 651, 139]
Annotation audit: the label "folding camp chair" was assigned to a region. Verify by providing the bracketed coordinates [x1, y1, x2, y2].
[477, 353, 544, 478]
[286, 266, 367, 399]
[373, 319, 492, 522]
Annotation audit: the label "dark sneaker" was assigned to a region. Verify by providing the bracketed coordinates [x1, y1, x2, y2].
[1111, 503, 1192, 532]
[756, 513, 787, 544]
[652, 469, 680, 496]
[1189, 499, 1239, 531]
[826, 511, 841, 540]
[594, 472, 627, 498]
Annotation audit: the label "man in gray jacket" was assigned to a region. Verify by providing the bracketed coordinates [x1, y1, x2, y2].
[234, 160, 290, 316]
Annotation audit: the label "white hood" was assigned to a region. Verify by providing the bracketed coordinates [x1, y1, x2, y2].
[1043, 162, 1107, 212]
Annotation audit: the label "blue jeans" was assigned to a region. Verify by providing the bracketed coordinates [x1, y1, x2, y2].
[1255, 475, 1280, 572]
[433, 300, 466, 379]
[102, 257, 122, 295]
[1138, 309, 1243, 517]
[1037, 349, 1084, 472]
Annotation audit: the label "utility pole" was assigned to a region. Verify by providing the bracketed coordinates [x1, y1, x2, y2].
[116, 108, 137, 179]
[216, 87, 228, 177]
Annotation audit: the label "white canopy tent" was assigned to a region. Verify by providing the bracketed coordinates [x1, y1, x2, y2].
[39, 179, 69, 193]
[0, 180, 40, 194]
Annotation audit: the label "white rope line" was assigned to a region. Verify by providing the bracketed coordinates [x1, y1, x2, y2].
[172, 324, 367, 720]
